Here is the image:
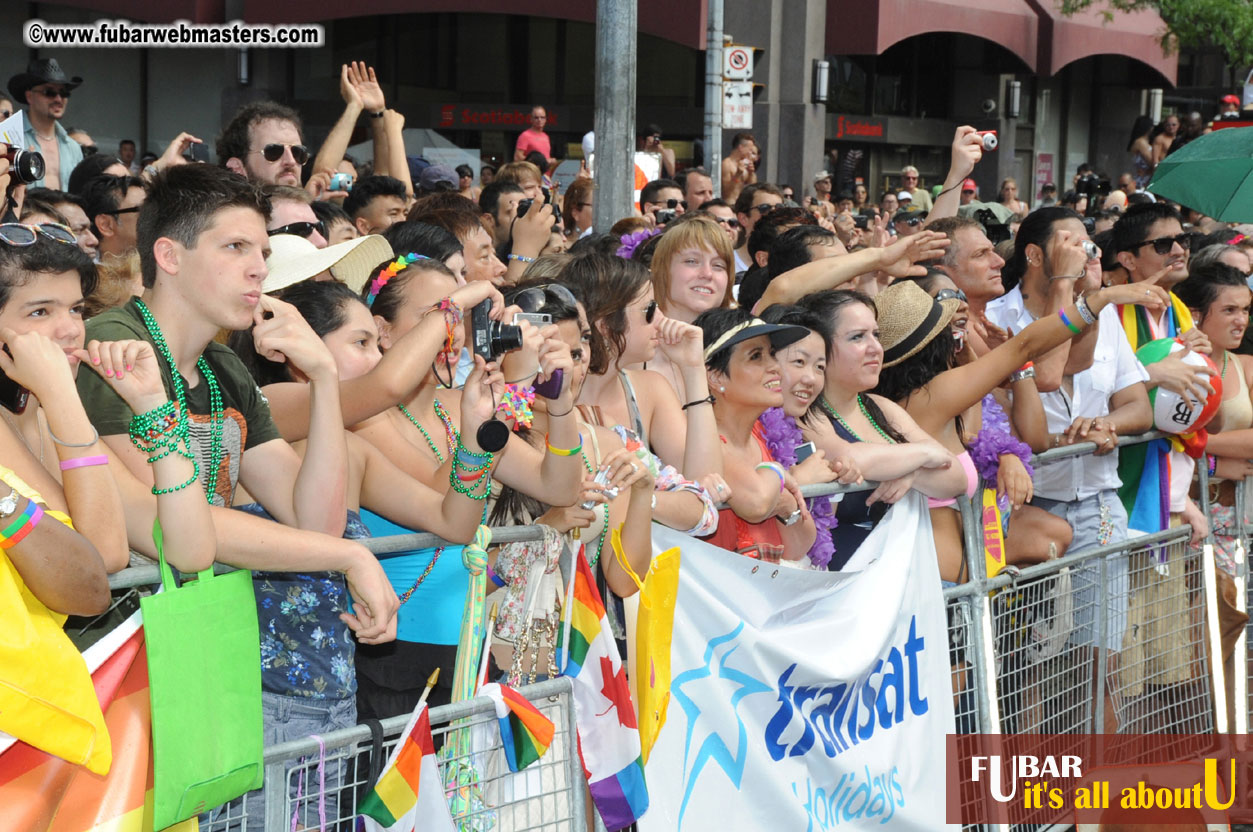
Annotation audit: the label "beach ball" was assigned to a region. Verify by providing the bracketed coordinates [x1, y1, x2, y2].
[1134, 337, 1222, 434]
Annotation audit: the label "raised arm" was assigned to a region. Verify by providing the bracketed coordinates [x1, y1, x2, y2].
[753, 231, 949, 313]
[908, 281, 1170, 434]
[308, 63, 368, 198]
[264, 281, 504, 441]
[383, 109, 414, 200]
[926, 126, 984, 227]
[79, 338, 215, 572]
[0, 327, 129, 572]
[240, 296, 348, 536]
[647, 317, 723, 481]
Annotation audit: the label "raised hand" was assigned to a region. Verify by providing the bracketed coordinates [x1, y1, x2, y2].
[1046, 230, 1088, 280]
[346, 61, 386, 112]
[251, 295, 338, 382]
[877, 230, 950, 278]
[74, 339, 169, 415]
[459, 356, 505, 441]
[0, 326, 76, 401]
[949, 126, 984, 182]
[654, 314, 704, 368]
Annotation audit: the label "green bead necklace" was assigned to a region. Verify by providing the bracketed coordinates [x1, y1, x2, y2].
[579, 448, 608, 568]
[399, 403, 444, 462]
[820, 394, 896, 444]
[135, 299, 225, 500]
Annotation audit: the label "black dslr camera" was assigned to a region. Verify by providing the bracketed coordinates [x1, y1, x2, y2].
[973, 208, 1012, 245]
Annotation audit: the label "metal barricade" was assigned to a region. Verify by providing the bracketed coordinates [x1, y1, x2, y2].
[99, 438, 1244, 831]
[198, 677, 583, 832]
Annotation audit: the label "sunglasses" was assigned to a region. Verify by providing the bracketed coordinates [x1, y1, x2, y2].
[269, 221, 326, 240]
[33, 87, 70, 100]
[100, 206, 142, 216]
[934, 288, 967, 304]
[751, 203, 776, 215]
[0, 222, 78, 247]
[251, 143, 310, 165]
[715, 217, 742, 230]
[643, 299, 658, 324]
[899, 216, 925, 227]
[664, 198, 687, 210]
[1130, 233, 1191, 256]
[511, 283, 580, 314]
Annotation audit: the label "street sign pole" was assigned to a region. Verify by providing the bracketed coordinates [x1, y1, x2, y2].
[704, 0, 723, 197]
[593, 0, 637, 232]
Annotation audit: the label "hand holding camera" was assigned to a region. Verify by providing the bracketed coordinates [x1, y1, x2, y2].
[458, 356, 506, 449]
[949, 126, 985, 181]
[511, 200, 555, 261]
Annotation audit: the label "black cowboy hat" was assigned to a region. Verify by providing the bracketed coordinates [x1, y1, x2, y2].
[7, 59, 82, 103]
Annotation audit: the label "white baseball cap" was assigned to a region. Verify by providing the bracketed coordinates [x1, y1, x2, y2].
[897, 190, 913, 202]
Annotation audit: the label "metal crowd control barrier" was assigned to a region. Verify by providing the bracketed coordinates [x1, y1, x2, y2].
[102, 433, 1239, 832]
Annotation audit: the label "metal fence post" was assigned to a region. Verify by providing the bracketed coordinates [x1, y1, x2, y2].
[1236, 477, 1250, 737]
[263, 759, 288, 830]
[1094, 554, 1109, 735]
[1198, 461, 1230, 734]
[957, 494, 1001, 735]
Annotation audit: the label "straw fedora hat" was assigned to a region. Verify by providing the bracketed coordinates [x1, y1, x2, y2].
[263, 233, 393, 295]
[873, 281, 961, 368]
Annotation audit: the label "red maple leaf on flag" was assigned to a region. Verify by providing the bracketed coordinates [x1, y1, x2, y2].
[597, 655, 637, 728]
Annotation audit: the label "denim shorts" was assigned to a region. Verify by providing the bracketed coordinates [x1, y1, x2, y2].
[1031, 489, 1129, 652]
[202, 692, 357, 831]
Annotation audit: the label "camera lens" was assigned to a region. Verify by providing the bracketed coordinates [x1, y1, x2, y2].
[488, 321, 524, 359]
[6, 149, 45, 184]
[1082, 240, 1099, 261]
[516, 199, 532, 218]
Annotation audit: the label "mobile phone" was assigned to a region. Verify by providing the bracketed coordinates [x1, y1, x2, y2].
[516, 198, 533, 219]
[533, 368, 563, 399]
[0, 346, 29, 414]
[186, 143, 209, 164]
[853, 214, 869, 230]
[580, 467, 619, 510]
[794, 442, 816, 464]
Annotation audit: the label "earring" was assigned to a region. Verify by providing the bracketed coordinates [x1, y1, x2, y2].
[719, 386, 725, 392]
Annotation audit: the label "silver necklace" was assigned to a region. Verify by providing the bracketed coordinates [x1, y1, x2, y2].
[1, 408, 44, 465]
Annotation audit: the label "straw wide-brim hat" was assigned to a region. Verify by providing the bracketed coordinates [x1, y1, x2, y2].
[874, 281, 961, 368]
[263, 233, 394, 295]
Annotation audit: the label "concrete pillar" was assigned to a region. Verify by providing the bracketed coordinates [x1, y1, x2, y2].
[723, 0, 827, 195]
[593, 0, 637, 231]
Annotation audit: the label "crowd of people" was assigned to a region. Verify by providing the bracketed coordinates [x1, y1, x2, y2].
[5, 54, 1253, 826]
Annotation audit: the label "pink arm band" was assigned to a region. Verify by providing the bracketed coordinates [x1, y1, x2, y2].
[59, 455, 110, 471]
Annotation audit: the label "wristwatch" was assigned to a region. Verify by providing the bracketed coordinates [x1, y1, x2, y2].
[0, 486, 19, 520]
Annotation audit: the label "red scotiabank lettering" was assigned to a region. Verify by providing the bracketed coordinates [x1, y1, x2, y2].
[845, 120, 883, 138]
[452, 108, 560, 128]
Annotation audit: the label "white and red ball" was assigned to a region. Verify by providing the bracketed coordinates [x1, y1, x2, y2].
[1135, 337, 1222, 434]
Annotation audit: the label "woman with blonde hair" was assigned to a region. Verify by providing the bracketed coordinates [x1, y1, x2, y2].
[494, 160, 544, 203]
[563, 177, 595, 240]
[647, 214, 736, 399]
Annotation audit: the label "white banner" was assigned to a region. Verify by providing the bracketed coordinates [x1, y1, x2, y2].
[641, 493, 956, 832]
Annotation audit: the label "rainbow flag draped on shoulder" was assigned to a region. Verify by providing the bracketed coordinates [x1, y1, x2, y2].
[1115, 295, 1202, 535]
[557, 545, 649, 831]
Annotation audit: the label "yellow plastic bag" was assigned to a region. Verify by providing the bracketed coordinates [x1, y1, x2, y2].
[611, 527, 679, 764]
[0, 545, 111, 774]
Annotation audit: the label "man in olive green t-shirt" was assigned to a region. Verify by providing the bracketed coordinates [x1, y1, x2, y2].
[76, 164, 398, 642]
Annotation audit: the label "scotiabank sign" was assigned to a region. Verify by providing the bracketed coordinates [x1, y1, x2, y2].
[435, 105, 563, 130]
[832, 114, 887, 142]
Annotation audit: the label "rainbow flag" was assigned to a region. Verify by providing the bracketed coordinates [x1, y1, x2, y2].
[358, 704, 456, 832]
[480, 682, 555, 772]
[558, 545, 649, 831]
[1116, 296, 1195, 536]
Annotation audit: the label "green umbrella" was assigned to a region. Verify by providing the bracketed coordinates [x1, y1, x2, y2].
[1146, 126, 1253, 222]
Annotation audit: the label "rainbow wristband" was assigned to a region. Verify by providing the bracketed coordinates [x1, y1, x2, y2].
[545, 433, 583, 457]
[60, 454, 109, 471]
[0, 500, 42, 548]
[1058, 309, 1082, 335]
[755, 461, 787, 492]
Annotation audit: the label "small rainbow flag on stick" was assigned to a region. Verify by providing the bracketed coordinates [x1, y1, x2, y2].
[480, 682, 555, 772]
[358, 697, 456, 831]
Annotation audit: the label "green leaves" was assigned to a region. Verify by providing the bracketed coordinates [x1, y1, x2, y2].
[1060, 0, 1253, 69]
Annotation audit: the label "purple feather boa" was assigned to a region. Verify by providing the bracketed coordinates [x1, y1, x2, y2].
[969, 395, 1034, 510]
[758, 407, 837, 569]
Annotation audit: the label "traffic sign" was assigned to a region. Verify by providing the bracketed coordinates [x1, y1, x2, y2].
[724, 46, 752, 81]
[723, 82, 752, 129]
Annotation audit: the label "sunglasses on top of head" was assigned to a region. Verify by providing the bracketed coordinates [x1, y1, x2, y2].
[934, 288, 967, 304]
[511, 283, 580, 315]
[1130, 234, 1191, 256]
[252, 143, 310, 166]
[268, 221, 326, 240]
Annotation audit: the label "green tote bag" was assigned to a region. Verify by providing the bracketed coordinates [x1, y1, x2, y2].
[140, 520, 264, 828]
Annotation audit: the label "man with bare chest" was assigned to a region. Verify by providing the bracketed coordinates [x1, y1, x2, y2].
[6, 59, 83, 190]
